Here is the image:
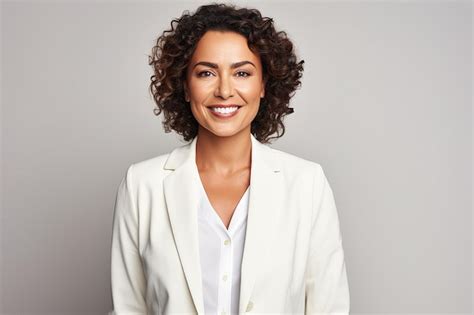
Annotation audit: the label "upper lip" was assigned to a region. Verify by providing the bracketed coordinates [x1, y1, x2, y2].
[208, 104, 242, 108]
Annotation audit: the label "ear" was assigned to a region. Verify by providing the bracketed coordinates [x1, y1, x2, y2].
[260, 78, 266, 98]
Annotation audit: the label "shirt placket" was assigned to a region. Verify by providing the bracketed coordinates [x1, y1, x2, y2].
[200, 181, 248, 315]
[218, 228, 233, 315]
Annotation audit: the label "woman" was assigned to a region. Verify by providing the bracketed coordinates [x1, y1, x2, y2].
[110, 3, 350, 314]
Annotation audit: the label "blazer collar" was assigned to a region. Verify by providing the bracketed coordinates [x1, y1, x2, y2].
[163, 133, 281, 172]
[162, 133, 284, 314]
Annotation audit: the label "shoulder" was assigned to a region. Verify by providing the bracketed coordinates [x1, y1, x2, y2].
[120, 151, 172, 188]
[264, 145, 329, 196]
[266, 145, 324, 176]
[136, 152, 170, 171]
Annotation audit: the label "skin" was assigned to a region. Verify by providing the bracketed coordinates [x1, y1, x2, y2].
[183, 30, 265, 229]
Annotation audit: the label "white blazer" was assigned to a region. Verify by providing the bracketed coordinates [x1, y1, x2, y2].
[110, 133, 350, 315]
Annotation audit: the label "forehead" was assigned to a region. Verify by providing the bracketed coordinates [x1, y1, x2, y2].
[190, 30, 261, 66]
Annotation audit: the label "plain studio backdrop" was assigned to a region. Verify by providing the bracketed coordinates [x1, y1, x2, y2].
[1, 0, 472, 314]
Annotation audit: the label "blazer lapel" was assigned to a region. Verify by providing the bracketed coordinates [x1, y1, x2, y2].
[163, 136, 204, 314]
[239, 134, 283, 313]
[162, 133, 284, 315]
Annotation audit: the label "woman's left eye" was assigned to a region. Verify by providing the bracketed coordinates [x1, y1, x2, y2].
[236, 71, 250, 77]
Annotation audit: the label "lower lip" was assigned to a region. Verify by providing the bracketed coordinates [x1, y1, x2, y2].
[208, 107, 241, 119]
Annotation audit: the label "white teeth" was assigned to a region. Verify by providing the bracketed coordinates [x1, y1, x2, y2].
[210, 106, 239, 114]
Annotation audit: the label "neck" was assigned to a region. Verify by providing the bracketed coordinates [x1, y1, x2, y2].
[195, 126, 252, 176]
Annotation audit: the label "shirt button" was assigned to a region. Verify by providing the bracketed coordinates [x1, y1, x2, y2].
[224, 239, 230, 246]
[246, 301, 254, 312]
[222, 274, 228, 281]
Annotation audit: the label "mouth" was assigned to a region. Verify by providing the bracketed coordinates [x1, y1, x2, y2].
[207, 105, 242, 118]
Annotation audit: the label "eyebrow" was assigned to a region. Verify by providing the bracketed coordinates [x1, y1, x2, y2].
[192, 60, 256, 69]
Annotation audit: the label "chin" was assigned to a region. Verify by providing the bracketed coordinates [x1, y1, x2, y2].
[207, 129, 240, 138]
[202, 125, 247, 138]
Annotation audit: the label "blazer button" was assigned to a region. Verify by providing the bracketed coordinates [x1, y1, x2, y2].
[246, 301, 253, 312]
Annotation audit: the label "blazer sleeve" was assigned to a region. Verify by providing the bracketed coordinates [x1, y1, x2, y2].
[305, 165, 350, 314]
[110, 164, 148, 314]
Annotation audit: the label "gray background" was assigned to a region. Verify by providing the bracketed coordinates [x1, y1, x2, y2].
[1, 0, 472, 314]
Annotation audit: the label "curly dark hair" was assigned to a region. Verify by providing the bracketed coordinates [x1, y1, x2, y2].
[148, 2, 304, 144]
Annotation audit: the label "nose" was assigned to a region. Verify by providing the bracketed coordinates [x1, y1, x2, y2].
[214, 74, 234, 99]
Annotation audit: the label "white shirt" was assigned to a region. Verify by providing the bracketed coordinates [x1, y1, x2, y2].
[197, 178, 250, 315]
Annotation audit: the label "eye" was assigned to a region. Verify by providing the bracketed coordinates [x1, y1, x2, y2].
[197, 70, 214, 77]
[236, 71, 250, 77]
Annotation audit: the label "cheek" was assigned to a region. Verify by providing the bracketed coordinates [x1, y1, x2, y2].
[190, 101, 207, 119]
[188, 80, 212, 100]
[237, 77, 264, 98]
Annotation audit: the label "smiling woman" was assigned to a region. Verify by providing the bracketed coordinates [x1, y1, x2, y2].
[110, 3, 350, 315]
[184, 30, 265, 138]
[148, 3, 304, 144]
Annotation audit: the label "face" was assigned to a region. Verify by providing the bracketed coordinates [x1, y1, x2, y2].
[184, 30, 265, 138]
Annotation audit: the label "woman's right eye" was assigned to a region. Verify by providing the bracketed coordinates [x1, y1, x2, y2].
[197, 71, 213, 77]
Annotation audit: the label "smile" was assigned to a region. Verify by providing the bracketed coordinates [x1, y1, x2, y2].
[208, 106, 241, 118]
